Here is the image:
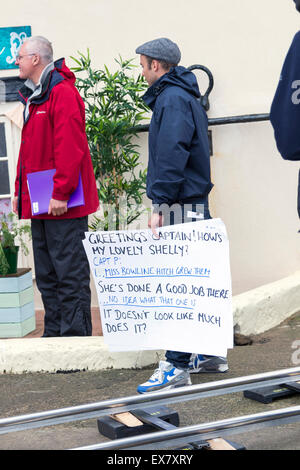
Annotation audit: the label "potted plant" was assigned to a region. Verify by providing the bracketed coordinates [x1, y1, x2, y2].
[0, 212, 32, 276]
[71, 51, 149, 231]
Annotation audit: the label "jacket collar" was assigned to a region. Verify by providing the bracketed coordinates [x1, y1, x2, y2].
[142, 66, 201, 110]
[18, 58, 65, 107]
[142, 74, 168, 110]
[24, 61, 55, 94]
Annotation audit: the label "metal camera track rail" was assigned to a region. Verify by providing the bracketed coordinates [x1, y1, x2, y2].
[0, 367, 300, 450]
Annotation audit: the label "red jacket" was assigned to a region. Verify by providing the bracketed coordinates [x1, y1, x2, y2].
[15, 58, 99, 220]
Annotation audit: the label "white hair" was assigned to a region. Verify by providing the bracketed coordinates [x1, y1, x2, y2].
[24, 36, 53, 64]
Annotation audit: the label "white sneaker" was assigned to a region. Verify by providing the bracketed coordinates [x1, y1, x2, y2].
[137, 361, 192, 394]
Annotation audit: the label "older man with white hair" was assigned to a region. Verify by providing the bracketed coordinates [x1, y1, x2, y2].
[13, 36, 99, 337]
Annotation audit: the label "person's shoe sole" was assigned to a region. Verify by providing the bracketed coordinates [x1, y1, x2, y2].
[190, 364, 229, 374]
[137, 377, 192, 394]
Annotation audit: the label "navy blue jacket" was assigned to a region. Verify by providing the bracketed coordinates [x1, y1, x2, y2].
[142, 66, 213, 206]
[270, 32, 300, 217]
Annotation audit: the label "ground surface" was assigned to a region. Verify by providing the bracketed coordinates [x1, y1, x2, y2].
[0, 313, 300, 451]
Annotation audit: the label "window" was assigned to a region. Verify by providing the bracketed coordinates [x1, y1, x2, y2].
[0, 113, 33, 273]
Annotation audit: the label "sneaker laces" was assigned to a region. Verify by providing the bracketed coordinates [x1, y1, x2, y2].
[148, 361, 171, 382]
[148, 367, 163, 382]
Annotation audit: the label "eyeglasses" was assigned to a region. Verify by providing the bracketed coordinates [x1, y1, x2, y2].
[15, 53, 37, 62]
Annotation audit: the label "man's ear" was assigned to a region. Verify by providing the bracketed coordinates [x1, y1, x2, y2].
[151, 59, 160, 72]
[32, 54, 40, 66]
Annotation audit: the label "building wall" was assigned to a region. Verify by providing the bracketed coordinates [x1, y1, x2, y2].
[0, 0, 299, 307]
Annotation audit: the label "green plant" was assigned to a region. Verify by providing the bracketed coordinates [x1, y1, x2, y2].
[71, 50, 149, 231]
[0, 212, 31, 276]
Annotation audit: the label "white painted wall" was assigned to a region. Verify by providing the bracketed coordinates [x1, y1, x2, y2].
[1, 0, 299, 305]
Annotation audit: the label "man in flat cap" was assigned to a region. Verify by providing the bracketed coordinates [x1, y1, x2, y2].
[135, 38, 228, 394]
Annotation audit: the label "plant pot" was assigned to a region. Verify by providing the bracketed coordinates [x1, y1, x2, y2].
[0, 268, 35, 338]
[3, 246, 19, 275]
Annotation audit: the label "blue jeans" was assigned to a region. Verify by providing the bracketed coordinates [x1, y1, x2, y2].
[159, 199, 211, 369]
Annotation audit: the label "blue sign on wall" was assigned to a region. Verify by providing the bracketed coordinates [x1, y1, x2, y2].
[0, 26, 32, 70]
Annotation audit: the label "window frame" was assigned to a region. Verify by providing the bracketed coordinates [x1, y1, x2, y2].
[0, 115, 16, 201]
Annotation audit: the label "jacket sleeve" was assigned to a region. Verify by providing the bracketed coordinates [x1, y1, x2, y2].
[270, 32, 300, 161]
[150, 104, 194, 205]
[49, 84, 86, 200]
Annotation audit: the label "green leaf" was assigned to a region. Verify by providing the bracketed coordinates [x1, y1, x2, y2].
[71, 50, 149, 230]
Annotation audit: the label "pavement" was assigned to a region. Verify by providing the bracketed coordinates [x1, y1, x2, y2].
[0, 311, 300, 451]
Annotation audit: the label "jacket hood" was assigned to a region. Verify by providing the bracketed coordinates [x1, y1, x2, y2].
[143, 66, 201, 109]
[54, 58, 76, 84]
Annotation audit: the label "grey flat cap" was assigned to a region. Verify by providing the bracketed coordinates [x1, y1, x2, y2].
[136, 37, 181, 64]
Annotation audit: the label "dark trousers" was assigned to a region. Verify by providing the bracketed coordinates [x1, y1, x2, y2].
[162, 199, 211, 369]
[31, 217, 92, 337]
